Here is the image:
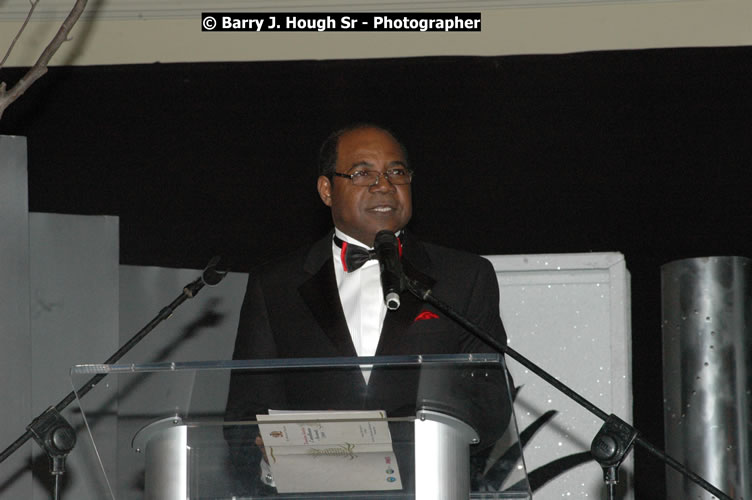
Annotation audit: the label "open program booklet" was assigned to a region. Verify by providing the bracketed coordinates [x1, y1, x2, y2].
[256, 410, 403, 493]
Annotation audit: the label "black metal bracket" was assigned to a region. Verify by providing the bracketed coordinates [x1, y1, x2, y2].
[27, 406, 77, 475]
[591, 413, 639, 497]
[591, 413, 638, 469]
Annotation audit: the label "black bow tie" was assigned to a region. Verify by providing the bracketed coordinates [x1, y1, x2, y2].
[333, 235, 401, 272]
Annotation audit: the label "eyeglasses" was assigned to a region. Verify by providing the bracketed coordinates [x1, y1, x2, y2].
[333, 168, 414, 186]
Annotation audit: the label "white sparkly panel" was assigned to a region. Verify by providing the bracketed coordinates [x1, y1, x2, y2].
[485, 252, 633, 500]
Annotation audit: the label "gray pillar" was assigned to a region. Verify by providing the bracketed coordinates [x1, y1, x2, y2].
[0, 135, 33, 499]
[661, 257, 751, 500]
[29, 213, 120, 500]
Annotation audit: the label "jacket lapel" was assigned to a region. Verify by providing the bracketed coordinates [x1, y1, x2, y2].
[298, 233, 358, 357]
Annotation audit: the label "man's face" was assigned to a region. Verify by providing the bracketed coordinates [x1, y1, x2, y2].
[317, 127, 412, 247]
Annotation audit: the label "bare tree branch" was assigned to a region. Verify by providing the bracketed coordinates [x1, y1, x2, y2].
[0, 0, 40, 69]
[0, 0, 88, 121]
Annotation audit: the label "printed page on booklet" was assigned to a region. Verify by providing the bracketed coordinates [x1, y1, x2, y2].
[256, 410, 403, 493]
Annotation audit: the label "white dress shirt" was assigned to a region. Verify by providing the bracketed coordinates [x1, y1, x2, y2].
[332, 228, 389, 382]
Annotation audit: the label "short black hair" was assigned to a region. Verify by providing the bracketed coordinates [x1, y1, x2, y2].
[317, 123, 409, 179]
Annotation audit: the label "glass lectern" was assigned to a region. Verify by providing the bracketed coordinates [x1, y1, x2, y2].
[71, 354, 530, 499]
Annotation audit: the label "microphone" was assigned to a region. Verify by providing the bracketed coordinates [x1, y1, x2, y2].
[374, 230, 404, 311]
[202, 256, 228, 286]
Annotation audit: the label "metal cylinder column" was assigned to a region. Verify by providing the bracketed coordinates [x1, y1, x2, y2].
[661, 256, 751, 500]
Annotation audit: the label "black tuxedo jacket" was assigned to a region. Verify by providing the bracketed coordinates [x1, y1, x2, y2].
[224, 231, 513, 492]
[230, 230, 508, 354]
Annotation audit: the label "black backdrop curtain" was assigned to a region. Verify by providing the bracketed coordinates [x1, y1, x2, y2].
[3, 46, 751, 499]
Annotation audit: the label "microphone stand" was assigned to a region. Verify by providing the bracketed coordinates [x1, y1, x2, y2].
[403, 275, 733, 500]
[0, 257, 227, 500]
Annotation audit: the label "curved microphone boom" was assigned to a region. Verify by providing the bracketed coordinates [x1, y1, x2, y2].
[374, 230, 404, 310]
[0, 255, 232, 498]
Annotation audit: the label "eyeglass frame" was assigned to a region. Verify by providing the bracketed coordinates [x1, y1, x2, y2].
[332, 167, 414, 186]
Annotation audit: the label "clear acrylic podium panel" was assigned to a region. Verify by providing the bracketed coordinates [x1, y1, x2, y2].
[71, 354, 531, 499]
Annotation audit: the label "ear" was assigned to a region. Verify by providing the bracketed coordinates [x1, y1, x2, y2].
[317, 175, 333, 207]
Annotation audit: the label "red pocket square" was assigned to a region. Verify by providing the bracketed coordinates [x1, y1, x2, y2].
[414, 311, 439, 322]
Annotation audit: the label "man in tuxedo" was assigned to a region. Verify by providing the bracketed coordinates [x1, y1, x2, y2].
[225, 124, 512, 494]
